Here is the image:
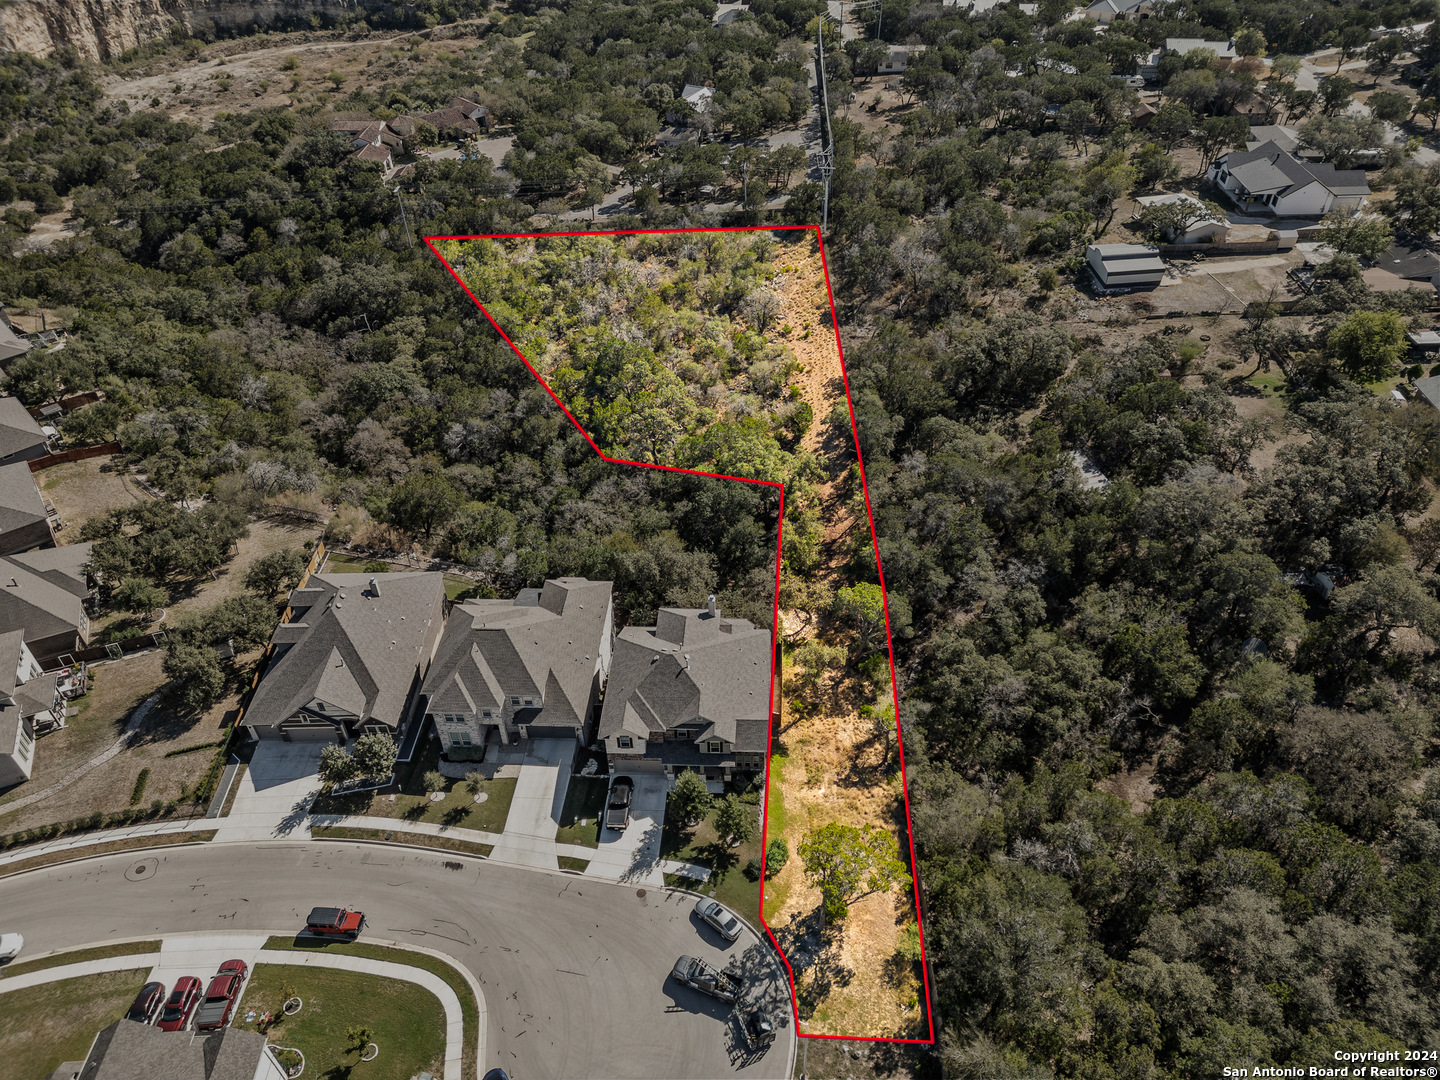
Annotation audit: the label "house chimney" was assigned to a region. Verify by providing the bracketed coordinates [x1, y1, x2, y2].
[707, 594, 717, 618]
[369, 577, 380, 597]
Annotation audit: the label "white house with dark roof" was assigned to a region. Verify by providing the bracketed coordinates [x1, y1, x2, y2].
[1208, 140, 1370, 217]
[598, 596, 771, 781]
[421, 577, 613, 758]
[244, 572, 446, 743]
[0, 627, 62, 787]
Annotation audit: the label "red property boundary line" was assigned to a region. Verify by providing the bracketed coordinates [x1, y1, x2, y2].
[425, 224, 935, 1046]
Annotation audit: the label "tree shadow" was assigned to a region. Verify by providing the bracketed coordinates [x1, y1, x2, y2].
[441, 803, 470, 827]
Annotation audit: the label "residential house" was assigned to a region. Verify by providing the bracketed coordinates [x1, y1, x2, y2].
[1413, 373, 1440, 411]
[1165, 37, 1237, 60]
[1245, 124, 1302, 154]
[1082, 0, 1151, 22]
[0, 395, 52, 465]
[1086, 243, 1166, 289]
[0, 317, 29, 367]
[244, 572, 446, 744]
[421, 577, 613, 758]
[64, 1018, 287, 1080]
[947, 0, 1038, 11]
[416, 96, 494, 137]
[1377, 242, 1440, 293]
[1134, 193, 1230, 243]
[0, 628, 62, 787]
[598, 596, 771, 782]
[330, 118, 399, 170]
[680, 84, 716, 114]
[1208, 140, 1370, 217]
[0, 543, 94, 666]
[0, 460, 55, 555]
[878, 45, 927, 75]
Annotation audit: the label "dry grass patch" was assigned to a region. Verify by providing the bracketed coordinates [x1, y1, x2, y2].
[39, 456, 149, 538]
[0, 969, 150, 1080]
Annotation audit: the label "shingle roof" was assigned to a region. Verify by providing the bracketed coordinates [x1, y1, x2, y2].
[0, 460, 46, 537]
[0, 320, 29, 365]
[247, 572, 446, 732]
[1414, 374, 1440, 410]
[1380, 242, 1440, 280]
[0, 397, 47, 461]
[0, 558, 85, 642]
[422, 578, 612, 730]
[353, 143, 393, 163]
[0, 627, 25, 698]
[2, 542, 93, 597]
[79, 1019, 273, 1080]
[1218, 140, 1371, 198]
[597, 605, 770, 746]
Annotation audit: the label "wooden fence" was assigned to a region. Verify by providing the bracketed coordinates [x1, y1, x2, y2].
[1158, 240, 1282, 258]
[26, 391, 103, 418]
[28, 442, 121, 472]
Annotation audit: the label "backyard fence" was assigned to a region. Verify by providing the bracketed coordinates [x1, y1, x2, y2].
[27, 442, 122, 472]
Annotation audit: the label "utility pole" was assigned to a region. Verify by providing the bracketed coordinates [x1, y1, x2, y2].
[393, 185, 414, 249]
[815, 17, 835, 233]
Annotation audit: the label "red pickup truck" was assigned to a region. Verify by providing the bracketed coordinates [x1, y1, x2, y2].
[306, 906, 366, 939]
[194, 960, 248, 1031]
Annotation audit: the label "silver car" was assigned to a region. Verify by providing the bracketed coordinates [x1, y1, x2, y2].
[694, 899, 742, 943]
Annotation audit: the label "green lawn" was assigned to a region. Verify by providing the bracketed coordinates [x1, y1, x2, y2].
[1242, 372, 1288, 395]
[554, 775, 608, 848]
[558, 855, 590, 872]
[0, 939, 160, 980]
[312, 737, 516, 833]
[261, 938, 480, 1079]
[235, 965, 444, 1080]
[311, 825, 493, 858]
[660, 790, 763, 930]
[0, 968, 149, 1079]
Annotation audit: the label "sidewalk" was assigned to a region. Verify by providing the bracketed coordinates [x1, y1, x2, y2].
[0, 817, 212, 869]
[0, 937, 474, 1080]
[212, 742, 324, 842]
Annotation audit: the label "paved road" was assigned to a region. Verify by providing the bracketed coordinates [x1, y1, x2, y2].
[0, 840, 793, 1080]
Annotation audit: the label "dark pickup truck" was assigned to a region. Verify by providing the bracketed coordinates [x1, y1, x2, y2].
[194, 960, 248, 1031]
[672, 954, 741, 1004]
[306, 907, 366, 939]
[605, 776, 634, 831]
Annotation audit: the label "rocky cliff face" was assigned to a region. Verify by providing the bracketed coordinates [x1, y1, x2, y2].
[0, 0, 403, 62]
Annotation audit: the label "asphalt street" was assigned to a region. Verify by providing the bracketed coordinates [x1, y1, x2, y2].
[0, 840, 794, 1080]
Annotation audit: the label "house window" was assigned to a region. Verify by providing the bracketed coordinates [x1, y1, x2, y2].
[511, 696, 521, 706]
[523, 698, 534, 706]
[708, 740, 723, 754]
[617, 736, 633, 749]
[481, 709, 492, 719]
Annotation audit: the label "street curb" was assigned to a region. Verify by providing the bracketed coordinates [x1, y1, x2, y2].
[0, 838, 214, 882]
[306, 833, 490, 860]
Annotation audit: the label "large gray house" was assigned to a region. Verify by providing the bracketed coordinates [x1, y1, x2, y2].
[0, 460, 55, 555]
[244, 572, 446, 743]
[598, 597, 771, 781]
[421, 577, 613, 758]
[0, 543, 94, 666]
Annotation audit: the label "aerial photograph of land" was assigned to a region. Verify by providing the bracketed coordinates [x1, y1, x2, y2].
[1, 0, 1440, 1076]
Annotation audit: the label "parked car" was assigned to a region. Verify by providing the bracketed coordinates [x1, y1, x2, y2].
[671, 954, 741, 1004]
[605, 776, 634, 831]
[125, 981, 167, 1025]
[0, 932, 22, 964]
[157, 977, 202, 1032]
[694, 898, 743, 943]
[743, 1007, 776, 1050]
[194, 960, 248, 1031]
[305, 907, 365, 939]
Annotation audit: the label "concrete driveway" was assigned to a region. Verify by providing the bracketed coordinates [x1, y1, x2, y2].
[212, 742, 324, 842]
[584, 773, 669, 884]
[0, 841, 794, 1079]
[491, 738, 572, 868]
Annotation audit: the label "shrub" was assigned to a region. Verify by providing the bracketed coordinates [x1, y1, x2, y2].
[129, 768, 151, 806]
[764, 837, 789, 878]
